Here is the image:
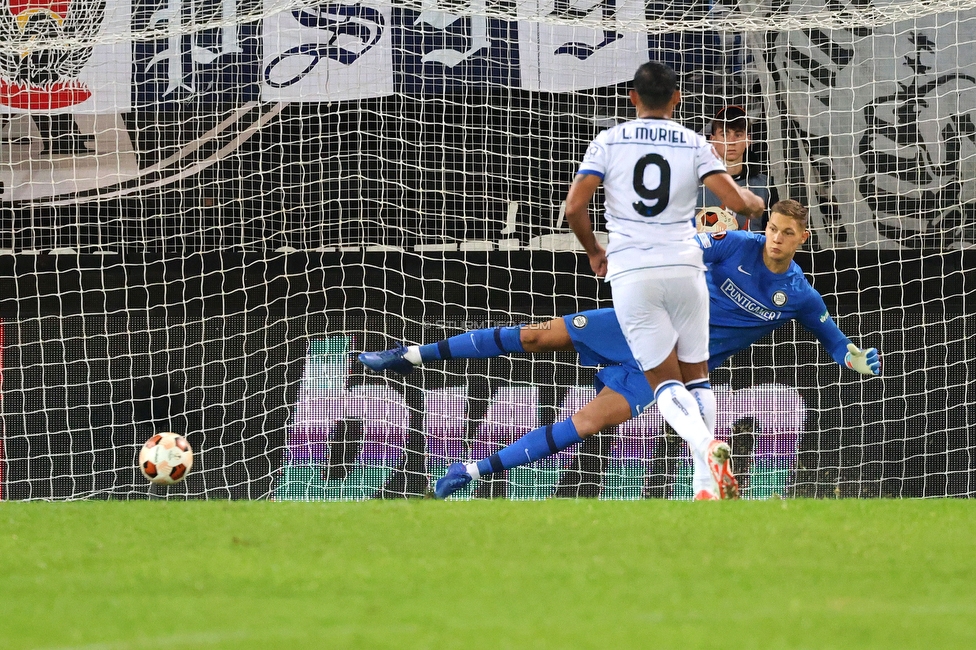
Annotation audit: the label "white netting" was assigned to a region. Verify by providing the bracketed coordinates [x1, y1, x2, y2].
[0, 0, 973, 500]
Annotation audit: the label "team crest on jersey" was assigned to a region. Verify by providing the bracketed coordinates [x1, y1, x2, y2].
[711, 231, 727, 240]
[772, 291, 788, 306]
[572, 315, 588, 329]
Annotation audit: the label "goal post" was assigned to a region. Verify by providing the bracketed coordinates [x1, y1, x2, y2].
[0, 0, 973, 500]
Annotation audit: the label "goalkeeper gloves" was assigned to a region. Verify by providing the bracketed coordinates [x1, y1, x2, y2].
[845, 343, 881, 376]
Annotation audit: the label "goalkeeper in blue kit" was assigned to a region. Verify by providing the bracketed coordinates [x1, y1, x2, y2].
[360, 200, 881, 499]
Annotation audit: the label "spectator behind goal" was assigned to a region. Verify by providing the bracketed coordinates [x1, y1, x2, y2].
[698, 105, 778, 231]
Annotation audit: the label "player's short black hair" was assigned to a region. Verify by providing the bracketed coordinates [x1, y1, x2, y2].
[633, 61, 678, 109]
[712, 105, 749, 135]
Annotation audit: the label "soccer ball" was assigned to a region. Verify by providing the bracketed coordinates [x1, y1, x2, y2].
[139, 432, 193, 485]
[695, 206, 739, 233]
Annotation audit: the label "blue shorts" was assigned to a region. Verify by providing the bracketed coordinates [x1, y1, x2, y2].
[562, 309, 655, 418]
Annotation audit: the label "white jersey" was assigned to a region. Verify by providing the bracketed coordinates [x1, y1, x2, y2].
[577, 117, 726, 280]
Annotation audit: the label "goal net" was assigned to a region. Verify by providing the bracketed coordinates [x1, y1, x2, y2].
[0, 0, 973, 500]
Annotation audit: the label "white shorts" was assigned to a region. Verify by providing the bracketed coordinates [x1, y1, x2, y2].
[610, 268, 710, 371]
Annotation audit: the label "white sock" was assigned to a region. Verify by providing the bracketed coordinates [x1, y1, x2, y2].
[465, 462, 481, 480]
[403, 346, 422, 365]
[686, 380, 718, 496]
[686, 381, 716, 435]
[692, 457, 718, 497]
[655, 381, 713, 465]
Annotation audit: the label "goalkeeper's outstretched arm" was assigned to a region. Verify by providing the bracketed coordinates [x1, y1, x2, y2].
[797, 295, 881, 376]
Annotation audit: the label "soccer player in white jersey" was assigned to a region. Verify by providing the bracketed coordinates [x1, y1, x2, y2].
[564, 61, 765, 498]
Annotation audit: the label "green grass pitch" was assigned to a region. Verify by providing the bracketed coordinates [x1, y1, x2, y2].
[1, 500, 973, 649]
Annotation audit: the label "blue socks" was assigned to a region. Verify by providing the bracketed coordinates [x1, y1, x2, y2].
[476, 418, 583, 477]
[419, 326, 525, 361]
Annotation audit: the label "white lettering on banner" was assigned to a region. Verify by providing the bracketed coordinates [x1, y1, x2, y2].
[261, 1, 393, 102]
[414, 0, 491, 68]
[223, 0, 243, 57]
[763, 3, 976, 250]
[0, 0, 130, 114]
[0, 1, 134, 201]
[148, 0, 242, 98]
[263, 4, 385, 88]
[549, 0, 621, 60]
[517, 0, 647, 92]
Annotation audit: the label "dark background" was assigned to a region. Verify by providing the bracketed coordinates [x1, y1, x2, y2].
[1, 248, 973, 499]
[0, 85, 771, 254]
[0, 41, 972, 498]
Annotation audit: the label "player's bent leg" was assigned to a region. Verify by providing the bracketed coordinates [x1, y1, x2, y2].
[653, 377, 712, 464]
[667, 269, 735, 499]
[686, 377, 721, 500]
[433, 387, 631, 500]
[569, 387, 634, 437]
[647, 349, 719, 489]
[652, 375, 737, 500]
[680, 362, 721, 498]
[433, 418, 585, 499]
[520, 318, 575, 353]
[686, 364, 739, 499]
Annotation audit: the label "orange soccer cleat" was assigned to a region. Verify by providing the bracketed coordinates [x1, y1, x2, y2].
[706, 440, 740, 500]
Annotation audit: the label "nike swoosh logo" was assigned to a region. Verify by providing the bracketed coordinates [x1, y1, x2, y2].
[737, 265, 751, 275]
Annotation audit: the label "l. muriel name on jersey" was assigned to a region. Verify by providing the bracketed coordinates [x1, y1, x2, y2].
[619, 127, 688, 143]
[720, 278, 781, 321]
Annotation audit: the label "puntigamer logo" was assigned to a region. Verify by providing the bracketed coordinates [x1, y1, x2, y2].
[721, 278, 781, 321]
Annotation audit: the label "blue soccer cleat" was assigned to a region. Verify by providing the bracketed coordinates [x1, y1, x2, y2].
[434, 463, 473, 499]
[358, 345, 416, 375]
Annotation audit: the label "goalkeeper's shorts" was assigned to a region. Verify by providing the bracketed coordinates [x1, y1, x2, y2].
[563, 308, 655, 418]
